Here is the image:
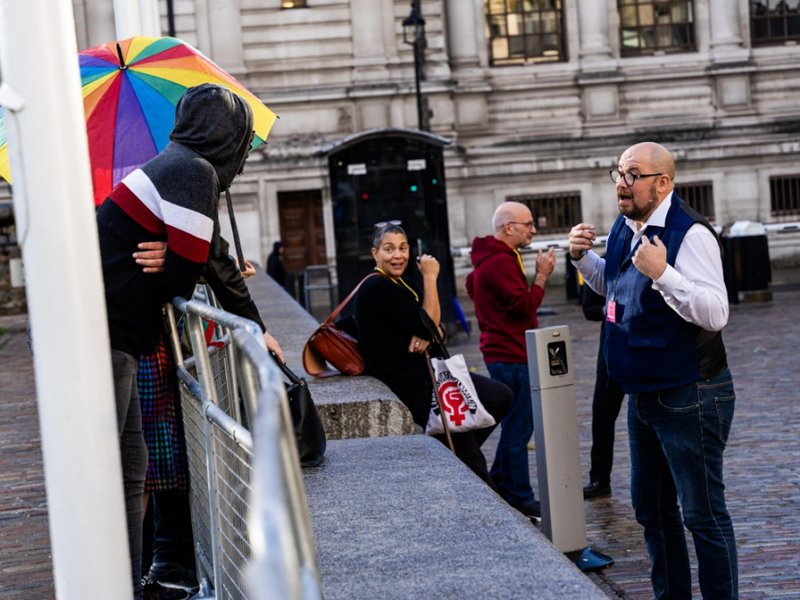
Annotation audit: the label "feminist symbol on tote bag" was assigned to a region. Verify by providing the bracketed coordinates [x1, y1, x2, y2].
[439, 381, 471, 426]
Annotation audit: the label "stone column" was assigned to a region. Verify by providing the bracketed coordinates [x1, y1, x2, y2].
[206, 0, 244, 72]
[445, 0, 481, 71]
[708, 0, 745, 60]
[576, 0, 612, 66]
[576, 0, 619, 124]
[707, 0, 752, 112]
[444, 0, 488, 128]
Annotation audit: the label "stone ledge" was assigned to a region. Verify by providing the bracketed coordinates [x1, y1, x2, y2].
[303, 435, 606, 600]
[247, 272, 415, 439]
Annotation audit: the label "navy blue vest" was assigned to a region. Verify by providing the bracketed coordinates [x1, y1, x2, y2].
[603, 195, 727, 393]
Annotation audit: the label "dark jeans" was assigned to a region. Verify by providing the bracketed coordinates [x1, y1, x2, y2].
[486, 362, 535, 506]
[588, 332, 625, 485]
[628, 368, 738, 600]
[433, 373, 512, 487]
[145, 490, 196, 578]
[111, 350, 148, 600]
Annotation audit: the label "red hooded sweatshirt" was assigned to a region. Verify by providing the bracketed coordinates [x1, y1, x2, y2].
[465, 235, 545, 364]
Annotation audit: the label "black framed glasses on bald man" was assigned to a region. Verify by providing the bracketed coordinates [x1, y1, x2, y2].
[610, 169, 663, 187]
[507, 220, 535, 229]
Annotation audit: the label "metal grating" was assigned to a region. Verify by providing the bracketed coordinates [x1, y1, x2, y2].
[170, 293, 321, 600]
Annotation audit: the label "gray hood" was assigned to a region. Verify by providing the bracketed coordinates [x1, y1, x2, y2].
[169, 83, 254, 190]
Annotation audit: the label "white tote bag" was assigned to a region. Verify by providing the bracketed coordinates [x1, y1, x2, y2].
[425, 353, 496, 435]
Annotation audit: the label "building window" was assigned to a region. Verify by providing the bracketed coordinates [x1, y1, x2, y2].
[485, 0, 566, 65]
[675, 181, 715, 222]
[619, 0, 695, 56]
[769, 174, 800, 220]
[281, 0, 306, 8]
[751, 0, 800, 45]
[507, 191, 582, 234]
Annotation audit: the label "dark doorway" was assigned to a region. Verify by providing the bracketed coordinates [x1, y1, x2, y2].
[325, 128, 455, 324]
[278, 190, 327, 304]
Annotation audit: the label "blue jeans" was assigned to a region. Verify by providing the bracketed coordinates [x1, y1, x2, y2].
[486, 362, 534, 506]
[112, 350, 148, 600]
[628, 368, 738, 600]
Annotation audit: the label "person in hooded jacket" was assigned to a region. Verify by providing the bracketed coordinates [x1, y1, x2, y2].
[266, 240, 288, 289]
[465, 201, 556, 519]
[96, 83, 255, 600]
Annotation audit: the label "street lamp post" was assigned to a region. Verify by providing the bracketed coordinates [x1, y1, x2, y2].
[402, 0, 428, 131]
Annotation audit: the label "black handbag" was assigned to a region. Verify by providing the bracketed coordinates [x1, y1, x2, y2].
[272, 354, 327, 467]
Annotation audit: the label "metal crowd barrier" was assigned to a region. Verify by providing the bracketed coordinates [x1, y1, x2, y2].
[167, 291, 322, 600]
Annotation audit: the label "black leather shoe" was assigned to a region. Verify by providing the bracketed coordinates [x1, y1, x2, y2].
[583, 481, 611, 499]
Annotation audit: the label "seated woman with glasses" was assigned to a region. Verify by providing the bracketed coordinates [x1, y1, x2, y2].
[352, 221, 512, 486]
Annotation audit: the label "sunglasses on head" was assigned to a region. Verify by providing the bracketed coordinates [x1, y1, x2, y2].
[373, 219, 402, 230]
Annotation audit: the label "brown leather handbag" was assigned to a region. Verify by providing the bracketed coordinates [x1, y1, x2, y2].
[302, 273, 378, 378]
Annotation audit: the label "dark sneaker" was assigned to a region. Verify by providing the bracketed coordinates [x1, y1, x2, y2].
[142, 577, 194, 600]
[510, 499, 541, 519]
[143, 562, 199, 600]
[583, 481, 611, 499]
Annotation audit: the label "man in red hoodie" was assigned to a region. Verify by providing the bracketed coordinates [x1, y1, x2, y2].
[466, 201, 556, 518]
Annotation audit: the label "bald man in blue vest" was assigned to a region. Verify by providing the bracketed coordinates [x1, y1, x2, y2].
[568, 142, 737, 600]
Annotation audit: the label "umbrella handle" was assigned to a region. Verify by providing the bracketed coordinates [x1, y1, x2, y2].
[224, 188, 247, 272]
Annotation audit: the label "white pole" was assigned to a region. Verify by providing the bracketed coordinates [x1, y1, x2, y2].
[0, 0, 130, 598]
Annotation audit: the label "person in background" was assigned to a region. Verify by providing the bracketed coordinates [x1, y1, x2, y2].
[568, 141, 737, 599]
[465, 201, 556, 519]
[266, 240, 288, 290]
[353, 222, 512, 485]
[580, 284, 625, 499]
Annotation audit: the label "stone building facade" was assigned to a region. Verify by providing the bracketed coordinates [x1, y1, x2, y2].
[62, 0, 800, 282]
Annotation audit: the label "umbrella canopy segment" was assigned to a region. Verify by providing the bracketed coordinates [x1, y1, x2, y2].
[80, 36, 277, 205]
[0, 107, 10, 185]
[0, 37, 277, 202]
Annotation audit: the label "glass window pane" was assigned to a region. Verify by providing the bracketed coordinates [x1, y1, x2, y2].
[639, 5, 654, 26]
[622, 28, 641, 48]
[525, 36, 543, 56]
[492, 37, 510, 59]
[542, 11, 559, 32]
[656, 24, 673, 46]
[621, 5, 638, 26]
[489, 0, 506, 15]
[507, 13, 523, 35]
[490, 15, 507, 36]
[525, 14, 541, 34]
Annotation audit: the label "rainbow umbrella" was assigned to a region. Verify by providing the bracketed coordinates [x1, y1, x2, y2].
[0, 107, 10, 185]
[80, 36, 277, 205]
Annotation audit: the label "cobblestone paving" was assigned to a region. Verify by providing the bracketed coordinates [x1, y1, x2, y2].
[1, 272, 798, 598]
[448, 272, 800, 599]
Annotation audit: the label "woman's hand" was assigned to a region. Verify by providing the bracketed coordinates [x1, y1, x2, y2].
[263, 330, 285, 363]
[408, 335, 430, 354]
[133, 241, 167, 273]
[235, 258, 256, 279]
[416, 254, 440, 279]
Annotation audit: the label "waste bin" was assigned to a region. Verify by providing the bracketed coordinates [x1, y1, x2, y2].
[723, 221, 772, 302]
